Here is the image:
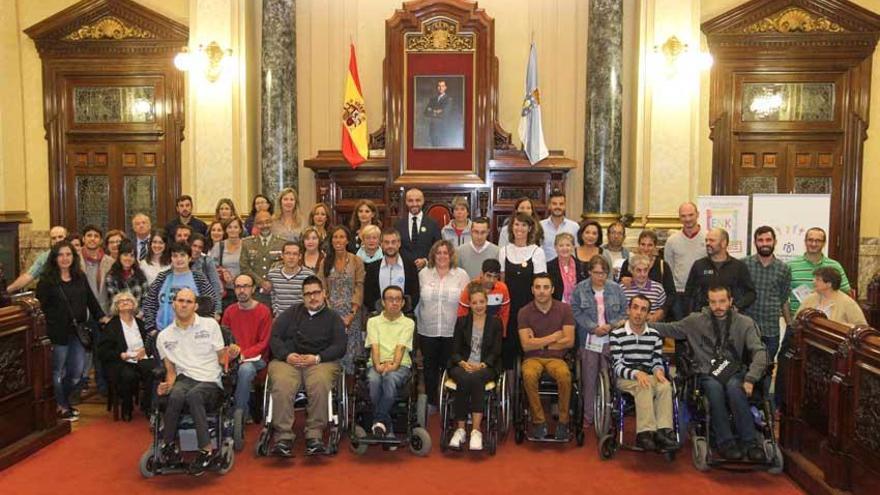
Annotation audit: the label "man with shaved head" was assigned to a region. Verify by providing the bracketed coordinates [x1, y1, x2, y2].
[663, 202, 706, 319]
[6, 225, 68, 292]
[684, 227, 756, 313]
[394, 188, 441, 270]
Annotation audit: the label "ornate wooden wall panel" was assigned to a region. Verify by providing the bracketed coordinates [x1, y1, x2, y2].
[24, 0, 187, 232]
[703, 0, 880, 284]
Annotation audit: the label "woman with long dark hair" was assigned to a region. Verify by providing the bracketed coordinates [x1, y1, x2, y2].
[139, 229, 171, 286]
[347, 199, 382, 253]
[37, 240, 107, 421]
[318, 226, 365, 374]
[245, 194, 274, 236]
[104, 239, 149, 307]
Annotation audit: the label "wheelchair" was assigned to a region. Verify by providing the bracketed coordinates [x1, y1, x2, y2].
[596, 360, 682, 461]
[347, 353, 431, 456]
[679, 349, 784, 473]
[252, 367, 348, 457]
[438, 366, 505, 455]
[512, 350, 586, 446]
[139, 328, 242, 478]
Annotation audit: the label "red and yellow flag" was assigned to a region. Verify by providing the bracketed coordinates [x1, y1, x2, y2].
[341, 43, 368, 168]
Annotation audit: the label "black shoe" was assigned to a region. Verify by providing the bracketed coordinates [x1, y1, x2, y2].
[719, 441, 743, 461]
[636, 431, 657, 451]
[530, 423, 548, 439]
[747, 442, 767, 462]
[160, 443, 181, 465]
[304, 438, 326, 456]
[188, 449, 213, 476]
[70, 407, 80, 417]
[655, 428, 678, 450]
[59, 409, 79, 422]
[271, 439, 294, 458]
[554, 423, 570, 441]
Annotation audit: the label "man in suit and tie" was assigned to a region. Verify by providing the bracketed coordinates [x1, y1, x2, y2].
[132, 213, 152, 261]
[240, 211, 286, 306]
[424, 80, 452, 147]
[394, 188, 441, 271]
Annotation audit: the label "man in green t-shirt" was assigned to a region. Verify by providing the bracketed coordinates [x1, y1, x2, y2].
[787, 227, 852, 313]
[365, 285, 415, 438]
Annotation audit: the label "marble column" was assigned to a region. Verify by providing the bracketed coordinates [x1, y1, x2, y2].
[261, 0, 298, 194]
[583, 0, 623, 215]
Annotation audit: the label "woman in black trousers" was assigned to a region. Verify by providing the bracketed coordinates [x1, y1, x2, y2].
[446, 282, 503, 451]
[97, 291, 157, 420]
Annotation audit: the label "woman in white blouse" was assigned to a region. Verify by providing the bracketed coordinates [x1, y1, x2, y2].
[498, 212, 547, 369]
[417, 239, 470, 410]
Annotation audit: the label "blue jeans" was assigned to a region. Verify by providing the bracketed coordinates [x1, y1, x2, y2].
[367, 366, 411, 430]
[762, 336, 780, 404]
[53, 338, 86, 411]
[234, 359, 266, 414]
[700, 372, 757, 447]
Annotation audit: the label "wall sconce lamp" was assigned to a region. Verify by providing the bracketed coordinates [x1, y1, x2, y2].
[652, 35, 713, 77]
[174, 41, 233, 83]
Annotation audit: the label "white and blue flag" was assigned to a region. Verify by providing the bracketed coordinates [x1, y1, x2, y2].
[518, 42, 549, 165]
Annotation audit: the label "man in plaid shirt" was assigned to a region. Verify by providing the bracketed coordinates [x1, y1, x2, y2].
[743, 226, 791, 403]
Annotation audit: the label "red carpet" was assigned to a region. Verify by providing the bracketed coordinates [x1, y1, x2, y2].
[0, 404, 804, 495]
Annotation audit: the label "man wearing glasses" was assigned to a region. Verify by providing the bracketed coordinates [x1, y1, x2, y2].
[266, 276, 347, 457]
[221, 273, 273, 422]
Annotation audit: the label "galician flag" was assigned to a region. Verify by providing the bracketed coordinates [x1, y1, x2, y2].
[342, 43, 368, 167]
[518, 42, 549, 165]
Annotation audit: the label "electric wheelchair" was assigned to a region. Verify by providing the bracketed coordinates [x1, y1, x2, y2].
[595, 359, 682, 461]
[512, 349, 586, 446]
[139, 326, 242, 478]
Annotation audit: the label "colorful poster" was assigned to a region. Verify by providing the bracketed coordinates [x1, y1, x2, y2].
[696, 195, 751, 258]
[750, 194, 830, 262]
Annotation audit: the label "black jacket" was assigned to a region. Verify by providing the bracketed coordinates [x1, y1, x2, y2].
[363, 255, 421, 313]
[394, 214, 442, 262]
[546, 257, 588, 301]
[684, 256, 756, 313]
[97, 316, 153, 367]
[449, 313, 504, 375]
[269, 303, 347, 363]
[36, 275, 105, 345]
[165, 217, 208, 239]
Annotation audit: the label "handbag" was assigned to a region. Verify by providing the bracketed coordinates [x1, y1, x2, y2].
[57, 283, 94, 350]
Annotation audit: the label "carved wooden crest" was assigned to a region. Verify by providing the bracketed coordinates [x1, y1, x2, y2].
[63, 15, 156, 40]
[405, 18, 475, 52]
[744, 7, 845, 33]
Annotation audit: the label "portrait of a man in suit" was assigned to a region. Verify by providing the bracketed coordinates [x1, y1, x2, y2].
[414, 75, 464, 149]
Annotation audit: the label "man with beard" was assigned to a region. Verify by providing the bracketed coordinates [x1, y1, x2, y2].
[222, 273, 273, 420]
[539, 190, 580, 261]
[364, 228, 420, 313]
[684, 228, 756, 313]
[166, 194, 208, 239]
[652, 285, 767, 461]
[743, 226, 791, 400]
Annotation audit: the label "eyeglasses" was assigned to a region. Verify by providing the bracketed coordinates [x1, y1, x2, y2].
[590, 270, 608, 277]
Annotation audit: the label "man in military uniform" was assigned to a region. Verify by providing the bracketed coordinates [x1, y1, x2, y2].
[240, 211, 285, 306]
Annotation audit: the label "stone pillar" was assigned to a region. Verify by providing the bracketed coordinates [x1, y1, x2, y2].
[261, 0, 298, 194]
[583, 0, 623, 215]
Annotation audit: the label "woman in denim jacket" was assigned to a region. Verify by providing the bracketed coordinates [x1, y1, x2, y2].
[569, 255, 627, 428]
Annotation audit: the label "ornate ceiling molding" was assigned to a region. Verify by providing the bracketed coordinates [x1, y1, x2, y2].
[744, 7, 845, 34]
[63, 15, 156, 41]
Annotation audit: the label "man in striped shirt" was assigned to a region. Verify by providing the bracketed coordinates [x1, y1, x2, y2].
[622, 254, 667, 322]
[266, 242, 315, 316]
[609, 295, 676, 452]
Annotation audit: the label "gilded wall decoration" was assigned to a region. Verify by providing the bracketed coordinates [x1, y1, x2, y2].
[63, 16, 156, 41]
[744, 8, 845, 34]
[405, 18, 475, 52]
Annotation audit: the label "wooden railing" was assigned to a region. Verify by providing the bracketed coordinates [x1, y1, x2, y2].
[781, 309, 880, 495]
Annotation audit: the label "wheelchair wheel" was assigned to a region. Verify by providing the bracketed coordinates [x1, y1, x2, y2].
[594, 366, 612, 439]
[598, 433, 616, 460]
[409, 427, 432, 456]
[350, 426, 369, 456]
[217, 444, 234, 475]
[254, 427, 270, 457]
[514, 427, 525, 444]
[691, 436, 710, 472]
[765, 440, 784, 474]
[232, 408, 245, 452]
[499, 372, 511, 440]
[139, 448, 157, 478]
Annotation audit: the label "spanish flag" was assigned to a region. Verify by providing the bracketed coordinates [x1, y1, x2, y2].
[342, 43, 368, 168]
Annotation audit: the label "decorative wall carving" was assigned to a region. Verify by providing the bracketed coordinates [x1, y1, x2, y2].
[0, 335, 27, 398]
[744, 7, 845, 34]
[63, 15, 156, 40]
[405, 18, 475, 52]
[803, 344, 833, 432]
[854, 369, 880, 452]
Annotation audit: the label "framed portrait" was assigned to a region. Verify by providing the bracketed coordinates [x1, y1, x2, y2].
[413, 75, 465, 150]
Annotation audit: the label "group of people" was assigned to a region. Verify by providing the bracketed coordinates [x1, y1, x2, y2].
[9, 185, 866, 472]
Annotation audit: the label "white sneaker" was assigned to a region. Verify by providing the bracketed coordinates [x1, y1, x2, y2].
[449, 428, 466, 449]
[469, 430, 483, 451]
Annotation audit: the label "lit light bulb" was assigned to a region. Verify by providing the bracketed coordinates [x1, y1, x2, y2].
[174, 48, 191, 71]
